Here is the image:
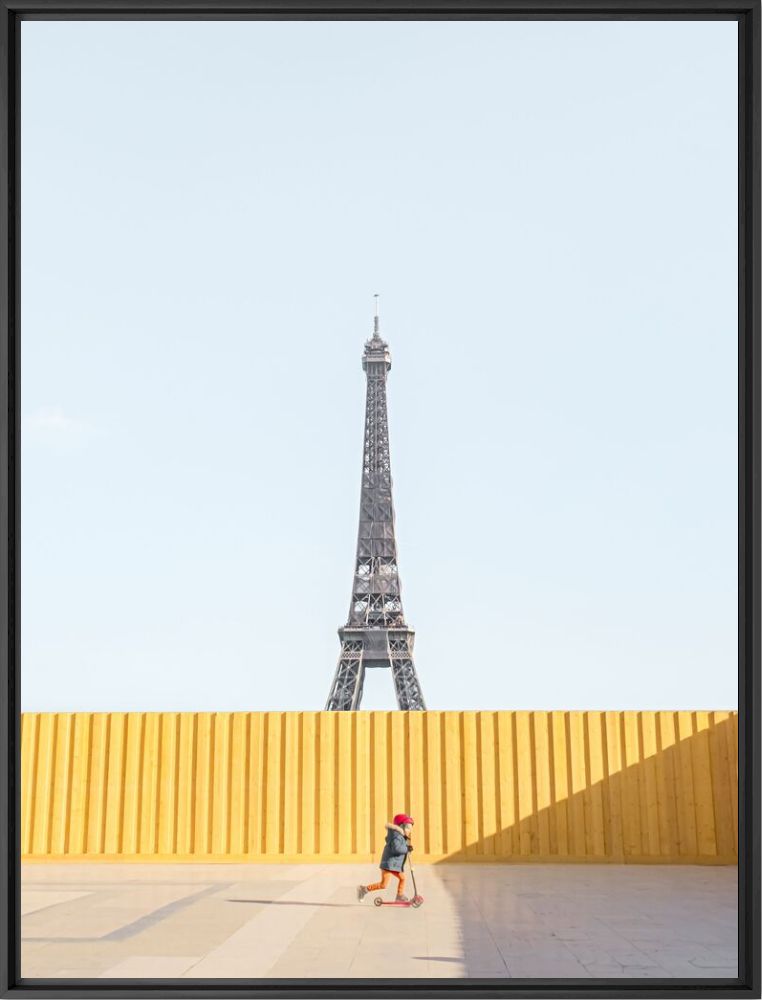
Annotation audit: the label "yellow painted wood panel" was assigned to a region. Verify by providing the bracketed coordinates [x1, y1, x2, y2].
[50, 714, 74, 856]
[586, 712, 606, 858]
[389, 712, 408, 828]
[319, 712, 336, 855]
[122, 713, 144, 856]
[264, 712, 283, 856]
[621, 712, 643, 858]
[68, 713, 92, 856]
[516, 711, 534, 856]
[300, 713, 316, 855]
[603, 712, 624, 860]
[568, 712, 587, 857]
[247, 713, 265, 856]
[103, 713, 126, 855]
[20, 714, 37, 856]
[462, 712, 479, 856]
[283, 713, 300, 857]
[86, 713, 110, 856]
[32, 714, 55, 855]
[639, 712, 660, 858]
[192, 713, 212, 855]
[676, 712, 699, 857]
[424, 712, 443, 856]
[407, 713, 425, 854]
[158, 713, 179, 856]
[354, 712, 371, 855]
[533, 713, 551, 857]
[19, 710, 738, 864]
[656, 712, 680, 858]
[478, 713, 498, 857]
[336, 713, 353, 857]
[443, 713, 462, 855]
[708, 712, 735, 859]
[692, 712, 718, 857]
[551, 712, 570, 858]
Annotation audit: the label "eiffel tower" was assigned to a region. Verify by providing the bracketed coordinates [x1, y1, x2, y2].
[325, 299, 426, 711]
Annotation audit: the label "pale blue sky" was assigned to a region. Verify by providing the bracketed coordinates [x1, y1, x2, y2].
[20, 20, 738, 712]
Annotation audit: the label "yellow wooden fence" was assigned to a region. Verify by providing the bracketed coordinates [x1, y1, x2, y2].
[20, 710, 737, 863]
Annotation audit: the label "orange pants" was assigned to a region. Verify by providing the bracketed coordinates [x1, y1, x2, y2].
[367, 869, 406, 895]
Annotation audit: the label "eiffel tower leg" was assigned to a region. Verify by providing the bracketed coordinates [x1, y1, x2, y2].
[389, 635, 426, 710]
[325, 640, 365, 710]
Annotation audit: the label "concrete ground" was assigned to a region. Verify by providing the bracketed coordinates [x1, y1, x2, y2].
[21, 863, 737, 980]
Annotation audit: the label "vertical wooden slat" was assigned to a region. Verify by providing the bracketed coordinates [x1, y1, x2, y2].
[497, 712, 517, 857]
[228, 714, 248, 855]
[621, 712, 643, 858]
[676, 712, 698, 857]
[264, 712, 283, 855]
[516, 711, 534, 856]
[192, 713, 213, 856]
[20, 714, 37, 855]
[86, 713, 110, 856]
[319, 712, 336, 854]
[407, 712, 425, 852]
[247, 712, 265, 855]
[283, 712, 300, 856]
[462, 712, 479, 856]
[586, 712, 606, 857]
[67, 713, 91, 855]
[551, 712, 570, 858]
[283, 712, 302, 855]
[568, 712, 587, 857]
[639, 712, 660, 857]
[533, 712, 551, 856]
[389, 712, 407, 822]
[603, 711, 624, 860]
[175, 714, 194, 856]
[32, 714, 56, 855]
[657, 712, 680, 858]
[336, 713, 353, 856]
[425, 712, 443, 856]
[647, 713, 667, 857]
[708, 712, 735, 859]
[103, 713, 126, 855]
[49, 714, 74, 855]
[370, 712, 388, 858]
[211, 713, 232, 855]
[443, 712, 462, 855]
[479, 712, 497, 857]
[728, 711, 739, 846]
[300, 712, 316, 855]
[692, 712, 718, 857]
[121, 713, 144, 855]
[355, 712, 371, 855]
[153, 713, 176, 855]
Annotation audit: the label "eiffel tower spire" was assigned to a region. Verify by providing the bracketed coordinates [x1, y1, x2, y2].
[325, 299, 426, 711]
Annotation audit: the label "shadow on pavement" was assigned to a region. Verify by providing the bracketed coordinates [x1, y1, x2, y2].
[225, 899, 355, 908]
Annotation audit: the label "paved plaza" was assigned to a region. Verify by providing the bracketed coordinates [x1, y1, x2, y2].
[21, 862, 737, 980]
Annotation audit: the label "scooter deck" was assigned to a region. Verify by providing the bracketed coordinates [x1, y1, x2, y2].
[373, 895, 424, 908]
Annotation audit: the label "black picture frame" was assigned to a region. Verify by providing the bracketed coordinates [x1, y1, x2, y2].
[0, 2, 758, 997]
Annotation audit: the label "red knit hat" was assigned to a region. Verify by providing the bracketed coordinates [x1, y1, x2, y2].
[394, 813, 414, 826]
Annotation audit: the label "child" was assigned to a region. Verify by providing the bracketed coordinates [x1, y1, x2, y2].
[358, 813, 415, 902]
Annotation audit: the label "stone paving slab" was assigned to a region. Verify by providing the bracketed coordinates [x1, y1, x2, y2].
[21, 862, 738, 980]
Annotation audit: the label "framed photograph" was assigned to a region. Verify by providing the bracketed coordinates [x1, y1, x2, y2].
[1, 1, 759, 998]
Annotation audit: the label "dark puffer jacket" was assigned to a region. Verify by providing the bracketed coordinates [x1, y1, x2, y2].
[379, 822, 411, 872]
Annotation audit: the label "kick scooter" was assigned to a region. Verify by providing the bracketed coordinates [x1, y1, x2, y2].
[373, 852, 424, 908]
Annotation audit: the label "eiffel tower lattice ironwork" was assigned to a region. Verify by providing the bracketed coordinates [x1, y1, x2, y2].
[325, 300, 426, 711]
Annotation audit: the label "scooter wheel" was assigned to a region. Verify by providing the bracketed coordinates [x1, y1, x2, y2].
[411, 897, 424, 908]
[374, 896, 383, 906]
